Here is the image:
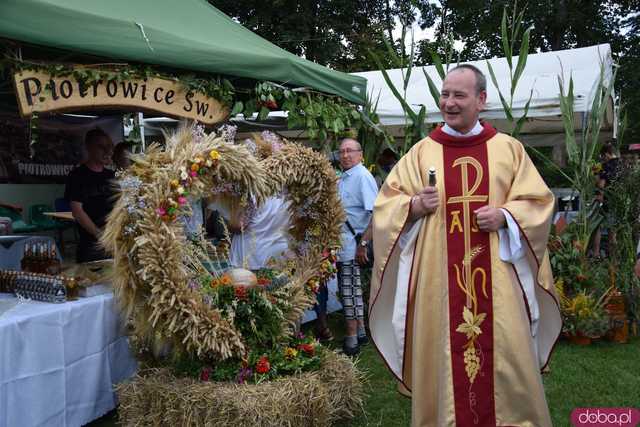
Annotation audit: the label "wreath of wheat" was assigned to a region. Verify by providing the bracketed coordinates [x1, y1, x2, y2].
[101, 125, 344, 361]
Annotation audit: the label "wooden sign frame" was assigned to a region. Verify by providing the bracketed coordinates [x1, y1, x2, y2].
[13, 69, 229, 125]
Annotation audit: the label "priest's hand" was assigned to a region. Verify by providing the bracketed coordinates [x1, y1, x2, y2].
[474, 206, 506, 232]
[409, 187, 439, 221]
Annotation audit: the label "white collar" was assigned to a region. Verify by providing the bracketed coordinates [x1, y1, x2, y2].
[442, 121, 483, 137]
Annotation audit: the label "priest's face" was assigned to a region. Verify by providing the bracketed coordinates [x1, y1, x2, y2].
[339, 139, 363, 171]
[439, 68, 487, 134]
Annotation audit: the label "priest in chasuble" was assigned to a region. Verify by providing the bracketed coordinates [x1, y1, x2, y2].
[369, 64, 562, 427]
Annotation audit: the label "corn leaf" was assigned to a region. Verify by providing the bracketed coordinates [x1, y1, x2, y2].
[423, 67, 441, 106]
[487, 61, 514, 121]
[501, 9, 512, 69]
[513, 89, 533, 137]
[431, 49, 446, 80]
[512, 26, 532, 95]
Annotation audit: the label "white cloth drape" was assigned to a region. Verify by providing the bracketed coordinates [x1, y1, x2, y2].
[0, 292, 137, 427]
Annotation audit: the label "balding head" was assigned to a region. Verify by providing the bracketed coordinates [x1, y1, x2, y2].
[439, 65, 487, 134]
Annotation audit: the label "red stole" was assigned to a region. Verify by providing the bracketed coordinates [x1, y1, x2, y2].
[431, 123, 498, 426]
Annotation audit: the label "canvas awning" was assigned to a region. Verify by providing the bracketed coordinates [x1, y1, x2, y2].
[0, 0, 366, 104]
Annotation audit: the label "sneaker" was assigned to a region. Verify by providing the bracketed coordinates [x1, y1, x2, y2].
[342, 341, 360, 357]
[358, 335, 369, 346]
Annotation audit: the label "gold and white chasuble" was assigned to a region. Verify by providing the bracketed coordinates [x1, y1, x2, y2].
[369, 123, 562, 427]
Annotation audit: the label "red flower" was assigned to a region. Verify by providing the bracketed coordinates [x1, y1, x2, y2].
[257, 277, 271, 287]
[298, 343, 315, 356]
[255, 356, 270, 374]
[200, 367, 211, 381]
[234, 286, 248, 301]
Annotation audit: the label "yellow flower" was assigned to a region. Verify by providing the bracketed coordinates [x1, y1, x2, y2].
[170, 179, 180, 188]
[209, 150, 220, 161]
[456, 306, 486, 339]
[284, 347, 298, 360]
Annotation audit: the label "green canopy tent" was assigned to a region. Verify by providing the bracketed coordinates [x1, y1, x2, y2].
[0, 0, 366, 105]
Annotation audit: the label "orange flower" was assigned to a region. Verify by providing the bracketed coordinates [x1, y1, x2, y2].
[210, 278, 220, 288]
[190, 163, 199, 172]
[220, 274, 232, 286]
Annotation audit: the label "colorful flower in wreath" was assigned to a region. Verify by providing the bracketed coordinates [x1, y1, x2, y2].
[255, 356, 271, 374]
[220, 274, 232, 286]
[298, 343, 315, 356]
[234, 286, 249, 301]
[307, 278, 320, 294]
[200, 366, 212, 381]
[170, 179, 180, 188]
[257, 277, 271, 287]
[209, 150, 220, 161]
[236, 367, 253, 384]
[210, 277, 221, 288]
[179, 166, 189, 180]
[284, 347, 298, 360]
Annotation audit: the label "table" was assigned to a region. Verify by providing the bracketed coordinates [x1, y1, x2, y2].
[0, 292, 137, 427]
[0, 235, 61, 270]
[43, 212, 74, 221]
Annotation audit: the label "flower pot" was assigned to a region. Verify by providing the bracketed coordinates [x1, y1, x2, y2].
[568, 333, 592, 346]
[607, 318, 629, 344]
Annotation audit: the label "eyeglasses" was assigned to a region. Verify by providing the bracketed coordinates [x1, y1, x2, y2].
[339, 149, 362, 155]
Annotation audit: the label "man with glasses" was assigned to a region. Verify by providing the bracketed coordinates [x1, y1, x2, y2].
[65, 128, 115, 263]
[335, 138, 378, 356]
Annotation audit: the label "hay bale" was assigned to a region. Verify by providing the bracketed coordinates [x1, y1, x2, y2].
[116, 351, 364, 426]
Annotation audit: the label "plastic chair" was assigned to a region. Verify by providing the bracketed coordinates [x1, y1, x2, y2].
[29, 204, 62, 231]
[0, 206, 37, 233]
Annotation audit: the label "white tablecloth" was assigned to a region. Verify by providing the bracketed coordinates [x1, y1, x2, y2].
[0, 292, 137, 427]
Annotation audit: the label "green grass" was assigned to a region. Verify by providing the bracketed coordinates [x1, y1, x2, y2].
[89, 316, 640, 426]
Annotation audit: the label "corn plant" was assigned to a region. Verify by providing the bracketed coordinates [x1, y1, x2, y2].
[369, 33, 428, 156]
[530, 61, 617, 257]
[485, 3, 534, 138]
[358, 91, 395, 169]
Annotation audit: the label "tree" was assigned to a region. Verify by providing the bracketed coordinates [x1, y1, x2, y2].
[210, 0, 397, 71]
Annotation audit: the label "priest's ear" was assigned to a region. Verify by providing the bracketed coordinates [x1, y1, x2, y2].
[477, 90, 487, 111]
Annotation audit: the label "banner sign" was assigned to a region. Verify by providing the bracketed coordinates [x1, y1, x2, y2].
[13, 69, 228, 125]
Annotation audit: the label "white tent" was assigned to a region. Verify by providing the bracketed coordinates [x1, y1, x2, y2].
[351, 44, 615, 147]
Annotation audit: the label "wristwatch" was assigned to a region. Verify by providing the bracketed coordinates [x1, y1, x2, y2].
[360, 239, 369, 247]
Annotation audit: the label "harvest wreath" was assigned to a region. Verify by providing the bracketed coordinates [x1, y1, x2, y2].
[101, 125, 361, 425]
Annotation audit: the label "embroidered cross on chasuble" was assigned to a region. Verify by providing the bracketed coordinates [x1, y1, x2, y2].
[369, 123, 562, 427]
[444, 142, 495, 425]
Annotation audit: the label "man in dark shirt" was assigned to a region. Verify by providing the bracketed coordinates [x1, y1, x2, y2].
[64, 128, 115, 263]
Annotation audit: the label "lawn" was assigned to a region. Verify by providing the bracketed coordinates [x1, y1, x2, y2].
[90, 316, 640, 427]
